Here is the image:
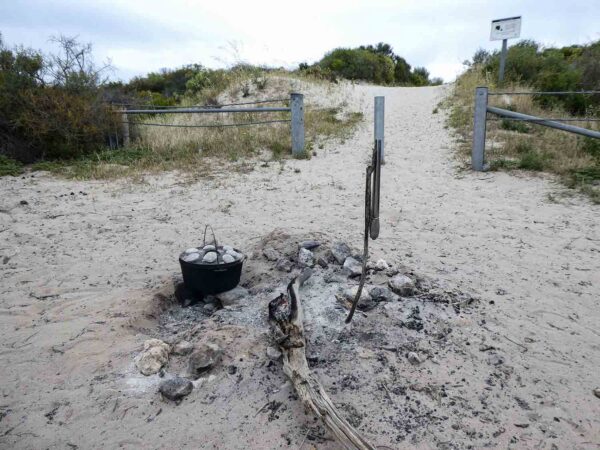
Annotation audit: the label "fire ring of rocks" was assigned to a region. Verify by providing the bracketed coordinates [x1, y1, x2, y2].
[132, 230, 478, 444]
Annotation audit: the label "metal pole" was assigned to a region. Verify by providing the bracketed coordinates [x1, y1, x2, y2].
[486, 106, 600, 139]
[472, 87, 488, 171]
[291, 93, 305, 156]
[498, 39, 508, 84]
[124, 107, 290, 115]
[374, 96, 385, 164]
[121, 109, 130, 147]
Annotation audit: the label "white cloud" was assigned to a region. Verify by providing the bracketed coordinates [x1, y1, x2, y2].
[1, 0, 599, 82]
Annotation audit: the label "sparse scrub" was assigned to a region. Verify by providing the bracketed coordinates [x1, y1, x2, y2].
[1, 32, 365, 180]
[500, 118, 529, 133]
[33, 80, 364, 180]
[446, 40, 600, 202]
[0, 34, 117, 162]
[0, 155, 23, 176]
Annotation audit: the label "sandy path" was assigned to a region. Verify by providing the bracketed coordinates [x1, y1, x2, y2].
[1, 84, 598, 449]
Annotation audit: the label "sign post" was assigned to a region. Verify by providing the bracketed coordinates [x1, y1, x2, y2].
[490, 16, 522, 85]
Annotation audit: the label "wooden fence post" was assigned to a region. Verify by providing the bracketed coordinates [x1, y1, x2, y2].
[290, 93, 304, 156]
[121, 109, 130, 147]
[472, 87, 488, 171]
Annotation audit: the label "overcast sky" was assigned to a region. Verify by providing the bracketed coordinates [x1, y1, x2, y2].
[1, 0, 599, 82]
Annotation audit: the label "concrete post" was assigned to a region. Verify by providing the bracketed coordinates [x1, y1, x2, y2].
[290, 93, 305, 156]
[472, 87, 488, 171]
[121, 109, 130, 147]
[374, 96, 385, 164]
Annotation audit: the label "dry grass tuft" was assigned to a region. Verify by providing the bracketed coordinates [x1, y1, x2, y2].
[29, 75, 363, 180]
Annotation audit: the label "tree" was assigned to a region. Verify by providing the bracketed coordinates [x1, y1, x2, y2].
[410, 67, 430, 86]
[46, 35, 112, 92]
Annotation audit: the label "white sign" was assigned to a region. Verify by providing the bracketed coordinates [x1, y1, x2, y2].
[490, 16, 522, 41]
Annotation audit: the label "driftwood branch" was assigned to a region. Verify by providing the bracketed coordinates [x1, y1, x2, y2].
[268, 271, 375, 450]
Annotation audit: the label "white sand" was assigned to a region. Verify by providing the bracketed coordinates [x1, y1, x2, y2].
[1, 84, 598, 449]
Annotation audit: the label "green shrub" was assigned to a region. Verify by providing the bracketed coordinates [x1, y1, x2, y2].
[500, 118, 529, 133]
[320, 48, 395, 84]
[1, 34, 117, 162]
[580, 136, 600, 160]
[128, 64, 202, 97]
[0, 155, 23, 176]
[410, 67, 430, 86]
[478, 39, 600, 115]
[518, 150, 548, 171]
[393, 56, 412, 83]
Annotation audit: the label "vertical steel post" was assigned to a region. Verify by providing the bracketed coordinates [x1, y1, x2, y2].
[121, 109, 130, 147]
[290, 93, 305, 156]
[498, 39, 508, 84]
[374, 96, 385, 164]
[472, 87, 488, 171]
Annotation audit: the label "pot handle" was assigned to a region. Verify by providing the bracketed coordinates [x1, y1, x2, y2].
[202, 225, 221, 263]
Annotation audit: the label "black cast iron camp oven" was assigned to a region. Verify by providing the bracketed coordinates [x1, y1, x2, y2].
[179, 226, 246, 296]
[179, 248, 245, 295]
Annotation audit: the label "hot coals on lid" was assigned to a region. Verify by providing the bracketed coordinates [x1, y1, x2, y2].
[180, 244, 244, 265]
[178, 226, 246, 296]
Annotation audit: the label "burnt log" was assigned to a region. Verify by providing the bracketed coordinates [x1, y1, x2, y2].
[268, 270, 375, 450]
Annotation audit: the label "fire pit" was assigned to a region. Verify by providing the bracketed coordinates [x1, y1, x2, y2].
[179, 226, 245, 296]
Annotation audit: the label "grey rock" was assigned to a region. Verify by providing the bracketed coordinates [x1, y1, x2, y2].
[488, 354, 505, 366]
[226, 249, 243, 260]
[317, 256, 329, 269]
[369, 286, 395, 302]
[407, 352, 422, 365]
[159, 377, 193, 401]
[299, 240, 321, 250]
[222, 254, 235, 264]
[343, 257, 362, 278]
[181, 252, 200, 263]
[593, 388, 600, 399]
[324, 272, 344, 284]
[217, 286, 249, 306]
[203, 303, 217, 314]
[343, 286, 375, 312]
[331, 242, 352, 264]
[172, 340, 194, 356]
[263, 247, 280, 262]
[276, 258, 293, 272]
[389, 274, 417, 296]
[386, 267, 400, 277]
[135, 339, 170, 376]
[266, 346, 282, 361]
[202, 252, 217, 263]
[203, 244, 216, 252]
[298, 248, 314, 267]
[189, 343, 222, 378]
[374, 259, 389, 271]
[343, 286, 370, 303]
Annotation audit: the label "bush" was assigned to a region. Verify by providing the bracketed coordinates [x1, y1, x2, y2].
[518, 150, 547, 171]
[500, 118, 529, 133]
[478, 39, 600, 115]
[410, 67, 430, 86]
[0, 34, 117, 162]
[0, 155, 23, 176]
[128, 64, 202, 98]
[320, 48, 395, 84]
[393, 56, 412, 83]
